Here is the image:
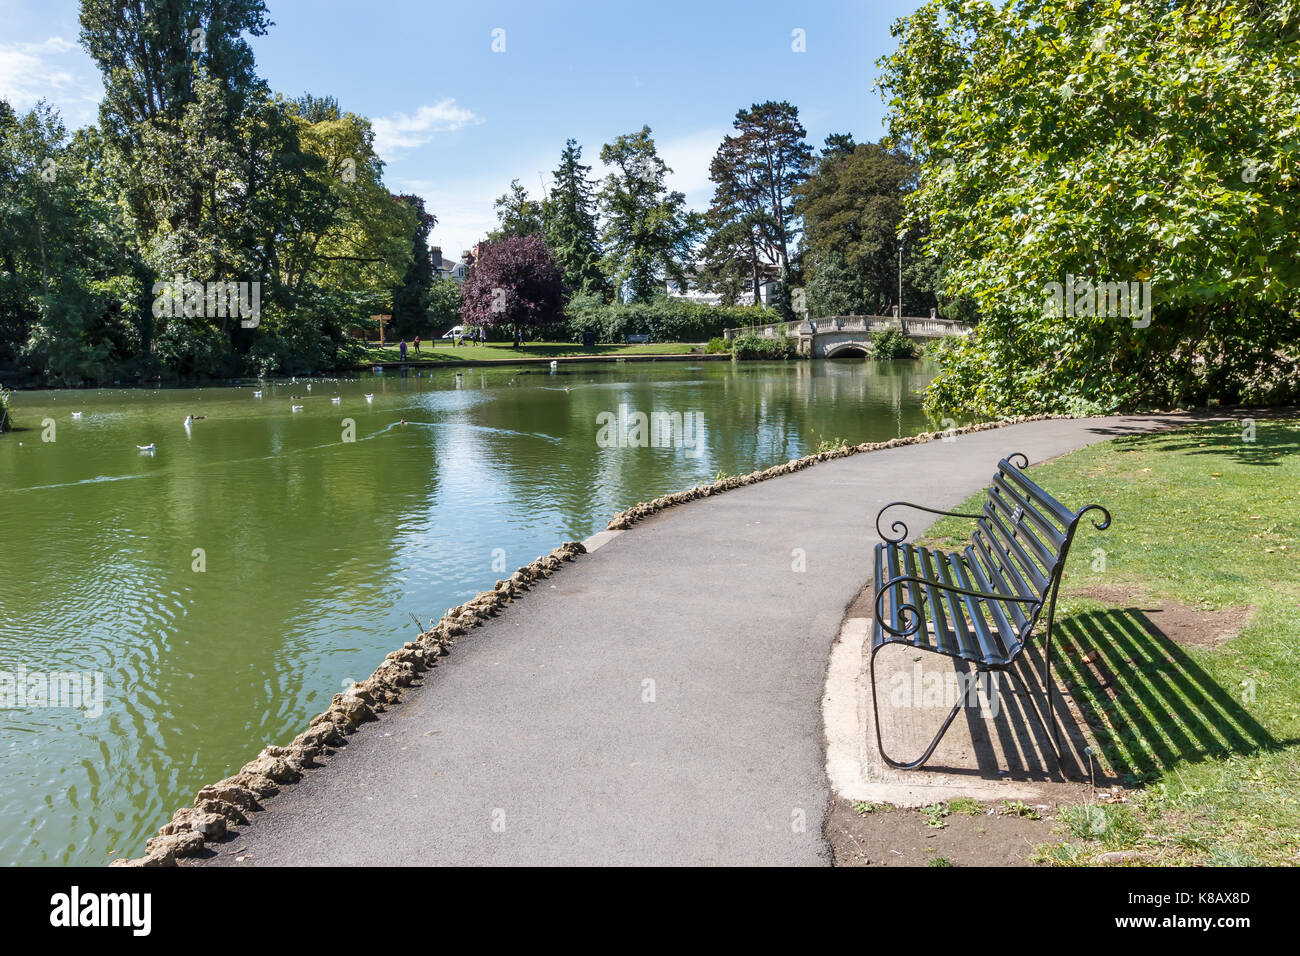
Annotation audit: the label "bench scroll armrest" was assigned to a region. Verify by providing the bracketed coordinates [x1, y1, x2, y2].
[875, 574, 1043, 638]
[875, 501, 983, 545]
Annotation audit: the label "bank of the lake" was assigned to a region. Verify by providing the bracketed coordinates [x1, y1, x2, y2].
[0, 358, 943, 865]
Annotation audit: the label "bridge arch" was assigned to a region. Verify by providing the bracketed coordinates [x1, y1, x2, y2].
[823, 341, 870, 359]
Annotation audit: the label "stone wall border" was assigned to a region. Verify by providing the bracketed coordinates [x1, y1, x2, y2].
[110, 409, 1121, 866]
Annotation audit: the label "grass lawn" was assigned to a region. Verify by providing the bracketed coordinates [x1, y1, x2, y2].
[923, 416, 1300, 866]
[359, 340, 702, 364]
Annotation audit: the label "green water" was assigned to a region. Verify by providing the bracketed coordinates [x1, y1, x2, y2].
[0, 358, 939, 865]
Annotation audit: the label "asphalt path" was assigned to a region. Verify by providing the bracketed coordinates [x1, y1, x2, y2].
[200, 414, 1187, 866]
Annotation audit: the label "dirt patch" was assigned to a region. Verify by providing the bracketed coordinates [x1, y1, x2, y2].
[826, 797, 1052, 866]
[1072, 584, 1254, 648]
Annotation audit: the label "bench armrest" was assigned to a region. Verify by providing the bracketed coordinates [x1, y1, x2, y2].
[875, 573, 1042, 637]
[875, 501, 983, 544]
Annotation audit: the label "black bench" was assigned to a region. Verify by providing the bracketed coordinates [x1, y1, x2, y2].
[870, 452, 1110, 769]
[625, 333, 651, 344]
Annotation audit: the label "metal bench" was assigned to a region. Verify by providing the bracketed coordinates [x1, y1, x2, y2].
[625, 333, 651, 344]
[870, 452, 1110, 770]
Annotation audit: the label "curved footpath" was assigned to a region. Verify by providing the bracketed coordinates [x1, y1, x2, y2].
[199, 413, 1190, 866]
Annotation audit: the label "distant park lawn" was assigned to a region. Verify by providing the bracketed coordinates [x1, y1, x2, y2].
[359, 340, 701, 364]
[924, 417, 1300, 866]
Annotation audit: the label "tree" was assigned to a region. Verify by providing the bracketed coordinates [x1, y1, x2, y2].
[427, 277, 461, 333]
[598, 126, 701, 302]
[79, 0, 272, 243]
[389, 194, 437, 338]
[0, 100, 142, 385]
[701, 102, 812, 315]
[459, 235, 562, 345]
[795, 140, 935, 317]
[545, 139, 606, 299]
[804, 251, 868, 318]
[880, 0, 1300, 416]
[489, 179, 546, 239]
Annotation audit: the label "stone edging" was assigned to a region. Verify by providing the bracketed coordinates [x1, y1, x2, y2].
[109, 410, 1081, 866]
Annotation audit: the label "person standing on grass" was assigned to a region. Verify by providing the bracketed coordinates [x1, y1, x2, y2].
[414, 335, 421, 354]
[399, 338, 407, 360]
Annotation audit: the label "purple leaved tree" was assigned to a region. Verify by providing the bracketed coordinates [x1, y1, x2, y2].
[460, 235, 563, 346]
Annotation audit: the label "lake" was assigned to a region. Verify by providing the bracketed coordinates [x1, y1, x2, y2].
[0, 358, 941, 864]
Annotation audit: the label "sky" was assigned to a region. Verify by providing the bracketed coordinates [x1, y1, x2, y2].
[1, 0, 925, 261]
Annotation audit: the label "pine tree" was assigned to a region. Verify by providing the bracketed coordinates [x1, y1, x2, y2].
[545, 140, 606, 299]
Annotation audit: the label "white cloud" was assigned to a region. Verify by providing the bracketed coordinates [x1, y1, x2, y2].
[372, 99, 483, 157]
[0, 36, 102, 127]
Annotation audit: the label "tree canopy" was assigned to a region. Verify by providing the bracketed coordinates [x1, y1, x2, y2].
[879, 0, 1300, 416]
[459, 234, 562, 343]
[598, 126, 701, 303]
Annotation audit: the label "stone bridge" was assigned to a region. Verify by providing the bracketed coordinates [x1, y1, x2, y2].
[723, 315, 971, 358]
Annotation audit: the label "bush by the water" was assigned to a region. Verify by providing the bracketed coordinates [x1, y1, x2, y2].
[704, 337, 731, 354]
[564, 295, 776, 344]
[869, 327, 919, 359]
[730, 332, 799, 361]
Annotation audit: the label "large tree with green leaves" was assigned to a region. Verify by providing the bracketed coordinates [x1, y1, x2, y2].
[598, 126, 701, 303]
[795, 137, 936, 318]
[701, 101, 812, 312]
[545, 139, 606, 299]
[880, 0, 1300, 416]
[389, 194, 437, 338]
[489, 179, 546, 240]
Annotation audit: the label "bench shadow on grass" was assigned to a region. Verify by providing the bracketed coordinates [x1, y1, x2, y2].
[920, 606, 1277, 785]
[1051, 606, 1278, 782]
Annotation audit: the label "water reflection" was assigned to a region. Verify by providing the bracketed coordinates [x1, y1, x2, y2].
[0, 358, 940, 864]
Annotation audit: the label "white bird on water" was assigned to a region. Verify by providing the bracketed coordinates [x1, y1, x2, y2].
[364, 393, 374, 402]
[550, 360, 558, 369]
[137, 443, 155, 452]
[253, 389, 263, 398]
[71, 411, 83, 419]
[291, 404, 304, 412]
[331, 396, 341, 404]
[306, 383, 312, 391]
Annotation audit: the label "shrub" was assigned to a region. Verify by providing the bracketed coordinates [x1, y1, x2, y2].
[869, 327, 918, 359]
[704, 337, 731, 354]
[730, 332, 798, 361]
[564, 296, 777, 344]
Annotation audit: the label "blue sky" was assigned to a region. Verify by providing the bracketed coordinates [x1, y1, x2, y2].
[1, 0, 924, 260]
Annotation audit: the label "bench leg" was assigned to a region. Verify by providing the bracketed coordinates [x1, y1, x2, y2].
[869, 643, 968, 770]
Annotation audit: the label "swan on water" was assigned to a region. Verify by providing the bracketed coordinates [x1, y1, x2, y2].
[364, 393, 374, 402]
[137, 443, 155, 452]
[291, 405, 304, 412]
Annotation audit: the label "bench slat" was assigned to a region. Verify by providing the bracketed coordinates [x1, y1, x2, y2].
[910, 545, 957, 656]
[990, 473, 1067, 550]
[998, 459, 1076, 528]
[981, 508, 1050, 594]
[963, 545, 1023, 662]
[985, 491, 1059, 572]
[941, 551, 1003, 665]
[969, 530, 1033, 633]
[922, 546, 980, 660]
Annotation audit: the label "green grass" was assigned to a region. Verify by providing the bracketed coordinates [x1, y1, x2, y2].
[359, 340, 701, 364]
[923, 417, 1300, 865]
